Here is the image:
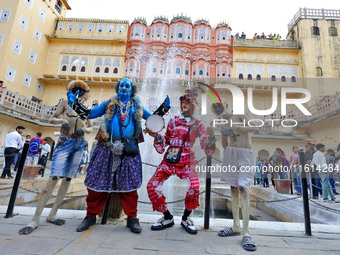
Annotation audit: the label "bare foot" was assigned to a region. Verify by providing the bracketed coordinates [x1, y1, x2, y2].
[19, 226, 34, 235]
[47, 218, 65, 225]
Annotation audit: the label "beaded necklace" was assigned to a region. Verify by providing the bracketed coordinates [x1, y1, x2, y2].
[118, 100, 133, 121]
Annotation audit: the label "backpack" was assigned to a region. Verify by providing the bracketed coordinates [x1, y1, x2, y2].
[28, 137, 42, 154]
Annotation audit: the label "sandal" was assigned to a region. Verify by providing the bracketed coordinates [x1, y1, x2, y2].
[218, 227, 241, 237]
[242, 236, 257, 251]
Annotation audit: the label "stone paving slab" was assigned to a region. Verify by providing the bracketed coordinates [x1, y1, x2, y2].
[1, 210, 340, 255]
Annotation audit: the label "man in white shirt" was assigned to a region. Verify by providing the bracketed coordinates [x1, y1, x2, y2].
[1, 126, 25, 179]
[311, 144, 337, 202]
[38, 140, 51, 177]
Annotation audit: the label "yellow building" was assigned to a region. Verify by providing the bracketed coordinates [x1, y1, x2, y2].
[223, 37, 306, 158]
[0, 0, 128, 152]
[287, 8, 340, 149]
[0, 4, 340, 160]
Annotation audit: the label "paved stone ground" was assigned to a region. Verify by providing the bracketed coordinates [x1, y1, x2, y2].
[0, 210, 340, 255]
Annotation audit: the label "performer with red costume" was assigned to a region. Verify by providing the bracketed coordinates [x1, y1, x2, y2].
[147, 88, 216, 234]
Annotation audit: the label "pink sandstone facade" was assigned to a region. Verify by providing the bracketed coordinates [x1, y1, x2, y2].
[125, 15, 233, 84]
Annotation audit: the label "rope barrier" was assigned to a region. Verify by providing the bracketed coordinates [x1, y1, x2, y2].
[308, 198, 340, 213]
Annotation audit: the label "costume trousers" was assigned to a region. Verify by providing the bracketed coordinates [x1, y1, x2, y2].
[147, 163, 200, 213]
[86, 188, 138, 220]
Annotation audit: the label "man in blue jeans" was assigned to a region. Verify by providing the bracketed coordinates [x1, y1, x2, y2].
[311, 144, 337, 202]
[304, 141, 322, 199]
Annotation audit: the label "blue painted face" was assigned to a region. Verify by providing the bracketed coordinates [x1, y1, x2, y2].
[118, 78, 133, 101]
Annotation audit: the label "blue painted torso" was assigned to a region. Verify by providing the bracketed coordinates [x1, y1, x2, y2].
[109, 105, 136, 140]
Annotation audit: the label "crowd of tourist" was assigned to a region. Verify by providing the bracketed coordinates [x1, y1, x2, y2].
[0, 128, 52, 179]
[254, 141, 339, 203]
[234, 32, 283, 40]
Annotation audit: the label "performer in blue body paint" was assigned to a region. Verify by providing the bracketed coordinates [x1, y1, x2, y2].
[67, 78, 170, 233]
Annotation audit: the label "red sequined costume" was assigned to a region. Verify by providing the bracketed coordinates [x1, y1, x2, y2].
[147, 115, 215, 212]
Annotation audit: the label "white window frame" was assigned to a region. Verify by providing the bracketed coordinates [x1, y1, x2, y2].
[77, 23, 84, 32]
[107, 24, 114, 33]
[13, 39, 23, 55]
[57, 22, 64, 31]
[0, 9, 11, 22]
[87, 23, 95, 32]
[39, 7, 46, 22]
[97, 24, 104, 33]
[25, 0, 34, 9]
[117, 25, 124, 33]
[34, 27, 42, 41]
[29, 49, 37, 64]
[6, 66, 16, 82]
[23, 73, 32, 87]
[19, 16, 29, 31]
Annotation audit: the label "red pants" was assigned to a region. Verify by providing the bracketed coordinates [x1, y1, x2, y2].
[147, 163, 200, 213]
[86, 188, 138, 220]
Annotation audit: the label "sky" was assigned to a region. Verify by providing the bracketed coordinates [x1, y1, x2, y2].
[66, 0, 339, 38]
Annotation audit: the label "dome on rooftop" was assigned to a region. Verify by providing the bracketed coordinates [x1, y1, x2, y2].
[132, 17, 147, 25]
[152, 16, 169, 24]
[216, 22, 230, 29]
[194, 19, 210, 26]
[171, 14, 192, 24]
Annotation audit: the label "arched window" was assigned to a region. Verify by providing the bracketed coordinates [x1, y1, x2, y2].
[207, 72, 209, 76]
[316, 67, 323, 76]
[113, 67, 118, 74]
[95, 67, 100, 73]
[248, 74, 252, 80]
[291, 76, 296, 82]
[71, 66, 76, 72]
[81, 57, 88, 65]
[281, 76, 286, 82]
[104, 67, 109, 73]
[71, 57, 79, 65]
[61, 56, 69, 64]
[239, 73, 243, 80]
[271, 75, 276, 81]
[222, 73, 226, 76]
[178, 33, 183, 38]
[256, 74, 261, 80]
[80, 66, 86, 72]
[176, 68, 181, 74]
[104, 58, 111, 66]
[199, 70, 203, 75]
[185, 70, 189, 75]
[153, 68, 157, 73]
[193, 72, 196, 75]
[95, 58, 102, 66]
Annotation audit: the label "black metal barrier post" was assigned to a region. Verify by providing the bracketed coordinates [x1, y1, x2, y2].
[204, 156, 212, 229]
[5, 141, 29, 218]
[290, 171, 294, 195]
[298, 148, 312, 236]
[101, 192, 113, 224]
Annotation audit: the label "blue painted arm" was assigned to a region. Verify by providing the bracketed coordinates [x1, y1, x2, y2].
[163, 95, 170, 109]
[88, 100, 108, 119]
[67, 88, 78, 105]
[143, 107, 152, 120]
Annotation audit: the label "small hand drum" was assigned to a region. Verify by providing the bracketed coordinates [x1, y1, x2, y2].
[146, 114, 165, 133]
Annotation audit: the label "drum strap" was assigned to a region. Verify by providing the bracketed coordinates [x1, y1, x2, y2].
[180, 125, 193, 150]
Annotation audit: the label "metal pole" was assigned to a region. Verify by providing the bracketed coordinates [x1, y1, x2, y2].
[298, 148, 312, 236]
[5, 141, 29, 218]
[290, 170, 294, 195]
[204, 156, 212, 229]
[101, 192, 113, 224]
